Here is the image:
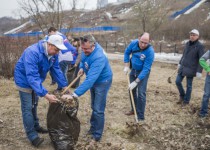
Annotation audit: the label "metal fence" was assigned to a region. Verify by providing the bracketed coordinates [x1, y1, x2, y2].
[98, 41, 210, 54]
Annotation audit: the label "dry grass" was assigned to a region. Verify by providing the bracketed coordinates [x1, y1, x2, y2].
[0, 60, 209, 150]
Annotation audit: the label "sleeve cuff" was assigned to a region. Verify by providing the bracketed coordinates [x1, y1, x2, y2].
[72, 92, 78, 98]
[135, 78, 140, 83]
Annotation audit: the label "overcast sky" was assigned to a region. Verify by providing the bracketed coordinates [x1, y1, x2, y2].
[0, 0, 117, 18]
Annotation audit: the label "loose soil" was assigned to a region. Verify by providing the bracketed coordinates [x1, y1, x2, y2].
[0, 60, 209, 150]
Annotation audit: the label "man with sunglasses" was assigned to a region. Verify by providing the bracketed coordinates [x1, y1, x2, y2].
[14, 34, 69, 148]
[176, 29, 204, 106]
[123, 32, 154, 122]
[62, 34, 113, 142]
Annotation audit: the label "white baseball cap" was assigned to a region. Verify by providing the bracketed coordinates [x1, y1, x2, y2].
[189, 29, 199, 36]
[47, 34, 67, 50]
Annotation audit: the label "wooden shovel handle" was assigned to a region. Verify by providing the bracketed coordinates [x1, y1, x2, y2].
[127, 74, 138, 123]
[61, 74, 82, 95]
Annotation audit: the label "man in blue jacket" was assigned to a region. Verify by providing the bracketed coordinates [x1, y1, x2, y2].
[62, 34, 113, 142]
[46, 27, 77, 85]
[14, 34, 68, 147]
[123, 32, 155, 122]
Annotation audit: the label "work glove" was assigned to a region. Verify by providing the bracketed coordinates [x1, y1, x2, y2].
[177, 64, 181, 70]
[72, 92, 78, 99]
[129, 81, 138, 90]
[123, 66, 130, 75]
[196, 72, 202, 79]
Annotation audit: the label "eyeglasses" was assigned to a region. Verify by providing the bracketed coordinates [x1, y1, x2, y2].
[81, 45, 95, 51]
[139, 40, 148, 45]
[190, 34, 198, 36]
[80, 37, 88, 42]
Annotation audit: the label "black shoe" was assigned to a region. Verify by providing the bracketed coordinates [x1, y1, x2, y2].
[31, 137, 44, 147]
[36, 127, 48, 134]
[176, 100, 183, 104]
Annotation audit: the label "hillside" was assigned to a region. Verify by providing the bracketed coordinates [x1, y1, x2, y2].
[1, 0, 210, 41]
[0, 17, 21, 35]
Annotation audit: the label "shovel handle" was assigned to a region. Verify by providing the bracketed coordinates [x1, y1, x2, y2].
[61, 74, 82, 95]
[127, 74, 138, 123]
[170, 68, 178, 78]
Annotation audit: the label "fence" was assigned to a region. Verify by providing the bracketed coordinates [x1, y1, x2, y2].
[98, 41, 185, 54]
[98, 41, 210, 54]
[0, 36, 210, 78]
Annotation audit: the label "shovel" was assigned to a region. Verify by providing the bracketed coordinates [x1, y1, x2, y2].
[167, 68, 178, 84]
[127, 74, 138, 123]
[61, 74, 82, 95]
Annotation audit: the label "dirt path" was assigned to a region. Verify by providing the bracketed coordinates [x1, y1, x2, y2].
[0, 60, 209, 150]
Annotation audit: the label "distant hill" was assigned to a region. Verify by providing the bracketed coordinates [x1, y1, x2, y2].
[2, 0, 210, 41]
[0, 17, 21, 35]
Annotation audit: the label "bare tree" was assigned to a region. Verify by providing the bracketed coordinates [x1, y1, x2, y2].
[17, 0, 65, 33]
[132, 0, 170, 34]
[70, 0, 77, 10]
[69, 0, 88, 10]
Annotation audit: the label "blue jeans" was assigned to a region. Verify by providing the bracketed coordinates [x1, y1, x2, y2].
[200, 73, 210, 117]
[59, 60, 71, 82]
[130, 69, 150, 120]
[89, 79, 112, 141]
[50, 71, 56, 84]
[56, 60, 72, 90]
[19, 91, 40, 142]
[175, 74, 193, 103]
[72, 64, 80, 88]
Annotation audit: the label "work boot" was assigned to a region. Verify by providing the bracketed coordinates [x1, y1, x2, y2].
[36, 127, 48, 134]
[177, 97, 184, 104]
[31, 137, 44, 147]
[125, 111, 134, 116]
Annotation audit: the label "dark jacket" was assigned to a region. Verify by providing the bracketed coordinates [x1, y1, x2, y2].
[178, 40, 205, 77]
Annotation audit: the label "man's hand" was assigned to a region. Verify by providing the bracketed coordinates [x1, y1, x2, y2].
[196, 72, 202, 79]
[62, 86, 71, 94]
[177, 64, 181, 70]
[78, 69, 84, 76]
[61, 94, 73, 100]
[129, 81, 138, 90]
[61, 92, 78, 100]
[44, 93, 59, 103]
[123, 66, 129, 75]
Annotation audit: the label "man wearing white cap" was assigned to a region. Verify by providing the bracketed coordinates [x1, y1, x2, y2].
[14, 34, 69, 147]
[123, 32, 155, 122]
[176, 29, 205, 105]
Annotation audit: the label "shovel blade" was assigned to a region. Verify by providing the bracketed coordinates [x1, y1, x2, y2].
[167, 77, 172, 83]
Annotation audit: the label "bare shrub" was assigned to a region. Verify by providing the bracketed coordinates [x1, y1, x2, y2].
[0, 37, 36, 78]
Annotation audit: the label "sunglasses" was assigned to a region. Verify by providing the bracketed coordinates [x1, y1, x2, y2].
[80, 37, 88, 42]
